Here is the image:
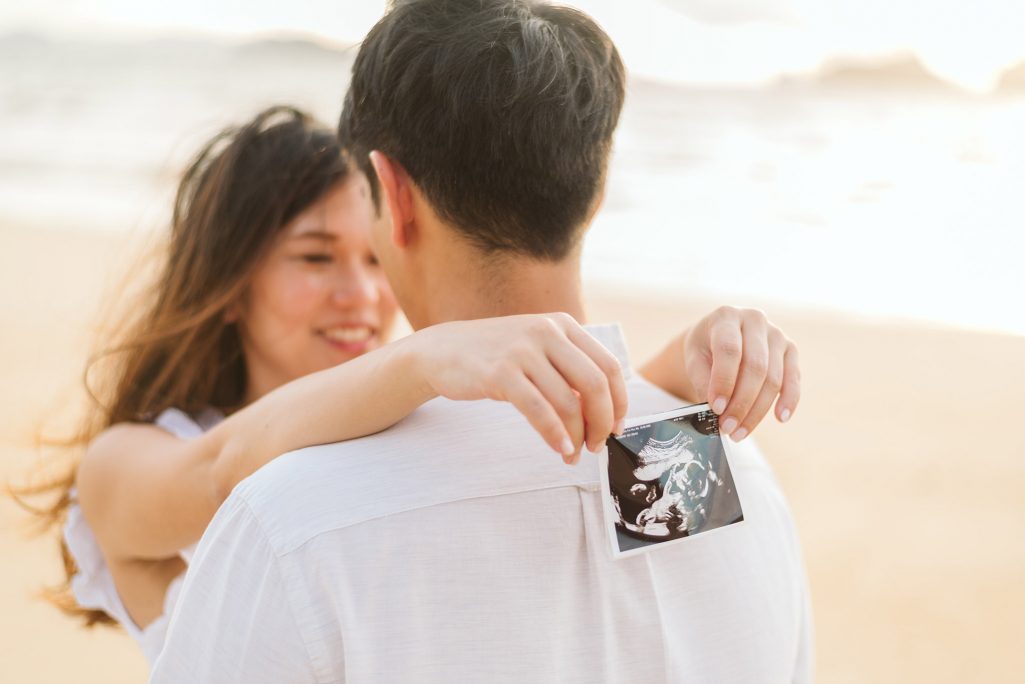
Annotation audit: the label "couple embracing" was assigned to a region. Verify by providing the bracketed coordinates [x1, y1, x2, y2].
[49, 1, 810, 682]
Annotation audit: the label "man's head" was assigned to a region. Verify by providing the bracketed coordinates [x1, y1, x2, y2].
[339, 0, 625, 324]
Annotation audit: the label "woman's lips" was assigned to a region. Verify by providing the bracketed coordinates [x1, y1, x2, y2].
[318, 325, 376, 354]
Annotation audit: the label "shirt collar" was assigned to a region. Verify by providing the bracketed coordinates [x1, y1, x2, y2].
[583, 323, 633, 379]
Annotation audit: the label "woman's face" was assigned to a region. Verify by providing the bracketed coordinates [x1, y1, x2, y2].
[236, 172, 399, 401]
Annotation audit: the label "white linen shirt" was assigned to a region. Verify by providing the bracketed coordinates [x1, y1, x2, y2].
[151, 324, 812, 683]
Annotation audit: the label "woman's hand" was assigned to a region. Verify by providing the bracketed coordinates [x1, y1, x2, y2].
[412, 313, 628, 463]
[640, 306, 801, 441]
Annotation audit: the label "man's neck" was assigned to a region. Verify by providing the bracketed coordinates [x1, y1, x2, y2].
[416, 244, 587, 327]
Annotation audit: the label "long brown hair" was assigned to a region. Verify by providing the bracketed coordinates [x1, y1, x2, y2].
[11, 105, 350, 626]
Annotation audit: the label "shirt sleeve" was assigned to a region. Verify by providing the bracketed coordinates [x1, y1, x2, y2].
[149, 494, 321, 684]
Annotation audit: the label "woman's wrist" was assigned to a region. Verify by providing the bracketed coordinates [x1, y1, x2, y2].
[400, 328, 444, 405]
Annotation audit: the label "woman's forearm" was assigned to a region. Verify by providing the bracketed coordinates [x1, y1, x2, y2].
[208, 334, 435, 503]
[78, 334, 439, 561]
[208, 324, 705, 512]
[83, 315, 638, 561]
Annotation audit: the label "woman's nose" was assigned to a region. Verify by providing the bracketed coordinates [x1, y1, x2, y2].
[331, 264, 379, 307]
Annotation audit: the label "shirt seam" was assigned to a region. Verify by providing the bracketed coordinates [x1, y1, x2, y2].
[262, 480, 601, 558]
[237, 495, 333, 684]
[253, 458, 778, 560]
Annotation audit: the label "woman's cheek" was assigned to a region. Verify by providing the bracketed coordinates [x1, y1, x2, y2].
[275, 267, 330, 316]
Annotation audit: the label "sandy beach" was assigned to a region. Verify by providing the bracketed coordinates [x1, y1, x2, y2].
[1, 222, 1023, 682]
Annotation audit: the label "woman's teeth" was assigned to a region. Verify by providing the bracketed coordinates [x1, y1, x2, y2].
[322, 326, 373, 343]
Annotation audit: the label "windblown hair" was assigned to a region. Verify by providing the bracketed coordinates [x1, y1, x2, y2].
[339, 0, 626, 260]
[10, 105, 349, 626]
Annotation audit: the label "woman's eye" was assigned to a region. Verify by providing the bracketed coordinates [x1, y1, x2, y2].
[300, 254, 333, 264]
[367, 254, 380, 267]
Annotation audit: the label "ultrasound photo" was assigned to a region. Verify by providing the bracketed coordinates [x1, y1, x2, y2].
[600, 404, 744, 558]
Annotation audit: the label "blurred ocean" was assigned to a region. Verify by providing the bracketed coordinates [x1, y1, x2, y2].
[2, 33, 1023, 335]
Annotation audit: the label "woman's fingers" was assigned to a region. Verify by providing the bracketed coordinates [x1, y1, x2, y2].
[495, 370, 577, 461]
[522, 359, 589, 463]
[729, 330, 786, 441]
[775, 342, 801, 423]
[717, 313, 768, 437]
[521, 314, 630, 461]
[426, 313, 630, 464]
[558, 320, 628, 438]
[540, 344, 614, 456]
[706, 314, 744, 416]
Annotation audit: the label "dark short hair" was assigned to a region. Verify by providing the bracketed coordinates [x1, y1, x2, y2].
[339, 0, 625, 260]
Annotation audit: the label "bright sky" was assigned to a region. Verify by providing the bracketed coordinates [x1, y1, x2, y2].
[4, 0, 1025, 91]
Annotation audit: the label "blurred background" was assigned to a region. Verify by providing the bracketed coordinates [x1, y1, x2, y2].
[1, 0, 1023, 681]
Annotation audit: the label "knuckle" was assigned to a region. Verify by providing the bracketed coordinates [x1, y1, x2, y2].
[582, 370, 607, 395]
[766, 373, 783, 392]
[547, 311, 573, 329]
[717, 340, 742, 358]
[745, 355, 768, 374]
[559, 393, 581, 417]
[530, 318, 556, 338]
[525, 394, 548, 415]
[715, 305, 738, 318]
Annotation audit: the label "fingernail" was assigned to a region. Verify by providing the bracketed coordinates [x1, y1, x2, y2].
[780, 408, 791, 422]
[721, 417, 738, 434]
[712, 397, 727, 414]
[560, 437, 575, 456]
[613, 419, 625, 435]
[732, 427, 748, 441]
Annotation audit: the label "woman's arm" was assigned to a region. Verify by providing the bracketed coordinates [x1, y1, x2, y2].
[639, 306, 801, 441]
[75, 313, 627, 562]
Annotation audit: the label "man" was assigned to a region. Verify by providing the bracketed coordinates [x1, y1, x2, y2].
[152, 1, 811, 681]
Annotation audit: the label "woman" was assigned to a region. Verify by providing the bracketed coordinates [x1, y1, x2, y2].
[22, 106, 799, 665]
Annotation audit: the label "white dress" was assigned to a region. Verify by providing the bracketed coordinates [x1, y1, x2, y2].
[63, 407, 224, 665]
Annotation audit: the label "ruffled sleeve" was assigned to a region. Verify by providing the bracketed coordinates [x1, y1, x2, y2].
[62, 406, 223, 664]
[64, 493, 146, 640]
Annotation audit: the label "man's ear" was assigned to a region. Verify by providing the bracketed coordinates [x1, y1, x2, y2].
[369, 151, 415, 249]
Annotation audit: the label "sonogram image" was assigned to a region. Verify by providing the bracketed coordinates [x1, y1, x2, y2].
[606, 407, 743, 552]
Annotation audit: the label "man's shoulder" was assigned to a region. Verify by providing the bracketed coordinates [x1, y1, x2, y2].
[228, 376, 748, 557]
[228, 394, 600, 555]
